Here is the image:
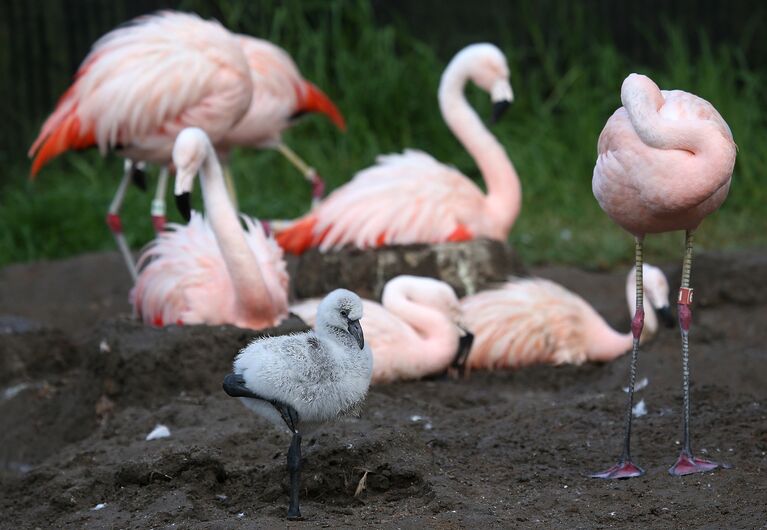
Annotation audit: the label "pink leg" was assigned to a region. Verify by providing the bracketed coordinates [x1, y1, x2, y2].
[108, 160, 138, 281]
[275, 142, 326, 207]
[592, 237, 645, 479]
[668, 230, 729, 476]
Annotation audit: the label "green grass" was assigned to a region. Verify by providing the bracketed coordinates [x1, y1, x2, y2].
[1, 1, 765, 269]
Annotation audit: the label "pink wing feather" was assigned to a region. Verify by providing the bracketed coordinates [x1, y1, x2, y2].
[30, 11, 252, 174]
[131, 211, 288, 330]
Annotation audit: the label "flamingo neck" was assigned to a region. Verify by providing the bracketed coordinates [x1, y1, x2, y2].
[198, 148, 275, 317]
[622, 87, 717, 154]
[382, 286, 458, 372]
[438, 61, 521, 236]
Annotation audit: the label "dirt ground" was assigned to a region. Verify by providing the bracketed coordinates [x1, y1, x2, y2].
[0, 248, 765, 529]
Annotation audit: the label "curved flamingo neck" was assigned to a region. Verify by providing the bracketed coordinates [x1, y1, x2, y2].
[198, 146, 275, 317]
[438, 57, 521, 236]
[382, 284, 458, 369]
[622, 84, 717, 154]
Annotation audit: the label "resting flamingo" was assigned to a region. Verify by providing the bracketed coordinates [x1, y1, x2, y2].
[290, 275, 472, 384]
[276, 43, 520, 254]
[591, 73, 736, 479]
[460, 265, 673, 372]
[28, 11, 253, 280]
[131, 128, 289, 330]
[219, 36, 346, 207]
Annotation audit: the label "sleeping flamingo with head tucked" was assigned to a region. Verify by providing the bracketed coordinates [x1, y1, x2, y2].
[276, 43, 520, 254]
[591, 73, 736, 479]
[290, 276, 472, 384]
[460, 265, 673, 372]
[131, 128, 289, 330]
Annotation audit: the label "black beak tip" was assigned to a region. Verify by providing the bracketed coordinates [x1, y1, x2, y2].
[459, 330, 475, 352]
[658, 306, 675, 328]
[175, 192, 191, 222]
[491, 100, 511, 124]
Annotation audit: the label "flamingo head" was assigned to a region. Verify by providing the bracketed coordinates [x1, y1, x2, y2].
[318, 289, 365, 350]
[172, 128, 212, 221]
[464, 43, 514, 123]
[383, 275, 466, 330]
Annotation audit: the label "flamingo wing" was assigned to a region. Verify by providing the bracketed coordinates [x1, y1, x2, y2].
[461, 278, 591, 370]
[131, 211, 287, 329]
[30, 11, 252, 174]
[277, 149, 484, 253]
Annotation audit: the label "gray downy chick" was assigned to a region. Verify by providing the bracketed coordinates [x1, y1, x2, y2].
[223, 288, 373, 520]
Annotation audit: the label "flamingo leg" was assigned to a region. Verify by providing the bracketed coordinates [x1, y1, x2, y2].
[287, 430, 303, 520]
[669, 230, 729, 476]
[275, 142, 325, 206]
[150, 167, 169, 233]
[107, 160, 138, 281]
[591, 236, 646, 479]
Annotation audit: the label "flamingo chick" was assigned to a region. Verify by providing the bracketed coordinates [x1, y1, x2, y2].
[291, 275, 474, 384]
[223, 288, 373, 520]
[29, 11, 254, 279]
[219, 36, 346, 205]
[276, 43, 520, 254]
[460, 265, 673, 372]
[591, 73, 736, 479]
[131, 128, 288, 330]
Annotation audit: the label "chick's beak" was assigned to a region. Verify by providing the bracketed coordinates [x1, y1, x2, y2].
[347, 319, 364, 349]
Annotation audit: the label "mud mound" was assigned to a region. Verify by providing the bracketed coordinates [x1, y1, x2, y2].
[1, 248, 766, 528]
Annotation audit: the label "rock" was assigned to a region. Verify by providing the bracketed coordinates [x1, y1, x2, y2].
[286, 239, 526, 300]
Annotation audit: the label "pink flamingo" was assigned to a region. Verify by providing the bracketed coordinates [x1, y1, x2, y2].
[591, 73, 736, 479]
[276, 43, 519, 254]
[29, 11, 253, 280]
[460, 265, 672, 372]
[218, 36, 346, 207]
[290, 275, 471, 383]
[131, 128, 289, 330]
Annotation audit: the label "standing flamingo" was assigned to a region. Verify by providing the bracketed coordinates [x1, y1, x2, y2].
[275, 43, 519, 254]
[29, 11, 254, 280]
[460, 265, 673, 372]
[290, 275, 472, 383]
[131, 128, 289, 330]
[219, 36, 346, 207]
[591, 73, 736, 479]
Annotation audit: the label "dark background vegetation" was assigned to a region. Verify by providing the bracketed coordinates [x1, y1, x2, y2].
[1, 0, 765, 267]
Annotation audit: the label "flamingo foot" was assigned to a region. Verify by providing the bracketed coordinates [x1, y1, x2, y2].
[668, 451, 729, 476]
[591, 460, 645, 479]
[151, 214, 166, 234]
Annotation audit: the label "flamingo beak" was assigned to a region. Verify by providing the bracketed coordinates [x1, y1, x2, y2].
[491, 100, 511, 124]
[490, 79, 514, 124]
[297, 81, 347, 131]
[657, 305, 675, 328]
[347, 319, 364, 349]
[175, 192, 191, 222]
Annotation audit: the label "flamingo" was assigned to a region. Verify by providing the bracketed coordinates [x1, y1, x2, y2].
[591, 73, 736, 479]
[290, 275, 472, 383]
[130, 127, 289, 330]
[275, 43, 520, 254]
[28, 11, 254, 280]
[218, 36, 346, 207]
[460, 265, 673, 372]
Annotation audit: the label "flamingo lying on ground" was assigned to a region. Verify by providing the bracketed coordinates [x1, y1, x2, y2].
[290, 276, 472, 383]
[460, 265, 673, 372]
[219, 36, 346, 207]
[29, 11, 253, 280]
[131, 128, 289, 330]
[276, 43, 520, 254]
[591, 73, 736, 479]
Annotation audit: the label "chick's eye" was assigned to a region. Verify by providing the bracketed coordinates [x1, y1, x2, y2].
[340, 310, 348, 318]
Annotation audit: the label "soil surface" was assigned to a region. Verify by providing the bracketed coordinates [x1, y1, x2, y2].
[0, 249, 765, 529]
